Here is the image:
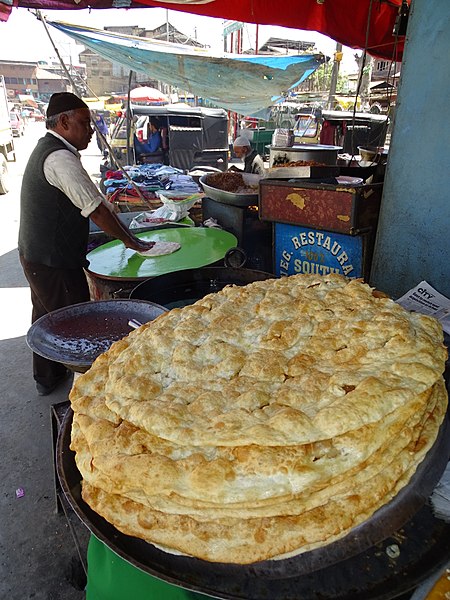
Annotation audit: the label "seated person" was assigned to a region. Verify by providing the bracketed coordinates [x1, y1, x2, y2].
[135, 117, 164, 164]
[229, 136, 265, 175]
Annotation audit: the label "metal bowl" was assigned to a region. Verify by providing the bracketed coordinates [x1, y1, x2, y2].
[26, 299, 168, 373]
[358, 146, 386, 161]
[199, 172, 262, 207]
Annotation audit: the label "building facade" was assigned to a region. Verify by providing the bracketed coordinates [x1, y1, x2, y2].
[0, 60, 85, 102]
[78, 22, 205, 97]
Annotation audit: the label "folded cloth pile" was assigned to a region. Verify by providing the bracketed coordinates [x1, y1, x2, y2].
[165, 173, 202, 194]
[70, 274, 448, 564]
[104, 165, 198, 197]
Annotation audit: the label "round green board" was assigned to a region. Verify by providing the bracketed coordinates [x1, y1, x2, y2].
[86, 227, 238, 279]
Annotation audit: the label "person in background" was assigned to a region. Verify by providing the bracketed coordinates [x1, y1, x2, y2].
[18, 92, 155, 396]
[94, 111, 109, 158]
[229, 136, 265, 175]
[134, 117, 164, 164]
[146, 117, 162, 153]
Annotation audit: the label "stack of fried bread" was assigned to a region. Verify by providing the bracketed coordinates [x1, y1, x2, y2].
[69, 274, 448, 564]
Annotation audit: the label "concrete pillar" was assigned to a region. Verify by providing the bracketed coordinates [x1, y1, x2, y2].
[370, 0, 450, 298]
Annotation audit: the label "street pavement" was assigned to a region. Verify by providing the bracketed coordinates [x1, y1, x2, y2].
[0, 120, 103, 600]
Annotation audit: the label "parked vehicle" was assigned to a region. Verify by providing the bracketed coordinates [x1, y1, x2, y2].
[109, 104, 229, 172]
[0, 76, 16, 195]
[239, 105, 389, 158]
[9, 112, 25, 137]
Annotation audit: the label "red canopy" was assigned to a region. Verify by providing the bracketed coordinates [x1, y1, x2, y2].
[1, 0, 408, 60]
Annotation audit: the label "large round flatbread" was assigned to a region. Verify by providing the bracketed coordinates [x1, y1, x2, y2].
[69, 273, 448, 564]
[137, 241, 181, 257]
[103, 274, 446, 446]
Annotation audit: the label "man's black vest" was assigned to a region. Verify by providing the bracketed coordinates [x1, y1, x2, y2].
[18, 133, 90, 268]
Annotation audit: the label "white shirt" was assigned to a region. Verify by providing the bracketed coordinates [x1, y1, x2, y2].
[43, 130, 104, 217]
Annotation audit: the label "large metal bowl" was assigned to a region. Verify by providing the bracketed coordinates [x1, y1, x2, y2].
[26, 299, 168, 373]
[199, 172, 262, 207]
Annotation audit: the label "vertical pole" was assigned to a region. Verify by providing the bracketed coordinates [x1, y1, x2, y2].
[255, 25, 259, 54]
[327, 42, 342, 109]
[126, 70, 133, 165]
[166, 9, 169, 42]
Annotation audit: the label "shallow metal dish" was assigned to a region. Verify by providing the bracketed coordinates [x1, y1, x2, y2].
[199, 172, 262, 207]
[26, 299, 168, 373]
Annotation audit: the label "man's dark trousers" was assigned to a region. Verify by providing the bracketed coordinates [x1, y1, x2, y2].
[20, 255, 90, 389]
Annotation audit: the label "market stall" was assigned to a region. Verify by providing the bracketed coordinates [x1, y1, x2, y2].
[8, 0, 450, 598]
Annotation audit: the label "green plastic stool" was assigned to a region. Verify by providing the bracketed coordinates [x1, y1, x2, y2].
[86, 535, 213, 600]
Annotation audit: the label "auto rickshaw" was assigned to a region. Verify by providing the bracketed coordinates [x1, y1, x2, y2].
[108, 104, 229, 172]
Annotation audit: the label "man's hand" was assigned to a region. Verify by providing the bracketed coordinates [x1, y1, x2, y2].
[90, 203, 156, 252]
[125, 238, 155, 252]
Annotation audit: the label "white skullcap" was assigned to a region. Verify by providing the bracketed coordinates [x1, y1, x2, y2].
[233, 136, 251, 148]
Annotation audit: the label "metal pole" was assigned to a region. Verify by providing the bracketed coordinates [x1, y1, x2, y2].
[126, 70, 133, 166]
[327, 42, 342, 109]
[36, 11, 148, 205]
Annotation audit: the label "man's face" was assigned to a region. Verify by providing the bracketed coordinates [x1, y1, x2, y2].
[233, 145, 247, 159]
[59, 108, 94, 150]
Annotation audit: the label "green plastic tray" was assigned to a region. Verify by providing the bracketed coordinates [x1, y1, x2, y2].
[86, 227, 238, 279]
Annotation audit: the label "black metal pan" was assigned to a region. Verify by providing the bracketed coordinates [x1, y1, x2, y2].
[56, 406, 450, 600]
[129, 266, 274, 309]
[26, 299, 168, 373]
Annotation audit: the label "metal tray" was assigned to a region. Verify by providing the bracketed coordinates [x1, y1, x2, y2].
[57, 406, 450, 600]
[199, 173, 261, 207]
[27, 299, 168, 373]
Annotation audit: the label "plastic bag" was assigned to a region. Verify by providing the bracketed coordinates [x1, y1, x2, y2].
[156, 192, 203, 221]
[129, 212, 170, 229]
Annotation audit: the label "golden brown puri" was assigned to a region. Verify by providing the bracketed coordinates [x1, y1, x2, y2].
[73, 381, 444, 521]
[79, 380, 447, 564]
[69, 273, 448, 564]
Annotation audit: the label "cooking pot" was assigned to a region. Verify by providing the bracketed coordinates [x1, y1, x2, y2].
[269, 144, 342, 167]
[129, 266, 274, 309]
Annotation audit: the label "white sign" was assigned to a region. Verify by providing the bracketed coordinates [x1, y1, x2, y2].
[396, 281, 450, 335]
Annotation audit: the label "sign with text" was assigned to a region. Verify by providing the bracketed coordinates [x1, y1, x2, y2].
[274, 223, 363, 278]
[223, 21, 244, 36]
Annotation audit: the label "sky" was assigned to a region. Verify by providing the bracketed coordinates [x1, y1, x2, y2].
[0, 7, 360, 73]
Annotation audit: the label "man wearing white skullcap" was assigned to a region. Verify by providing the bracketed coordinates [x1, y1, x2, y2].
[230, 136, 265, 175]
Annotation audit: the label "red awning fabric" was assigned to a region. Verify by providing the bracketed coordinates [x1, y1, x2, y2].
[1, 0, 408, 60]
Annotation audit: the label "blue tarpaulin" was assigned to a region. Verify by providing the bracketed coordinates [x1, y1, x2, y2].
[49, 21, 324, 116]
